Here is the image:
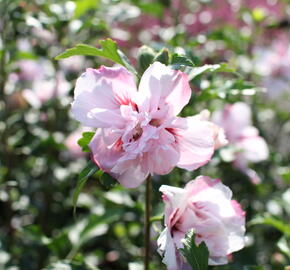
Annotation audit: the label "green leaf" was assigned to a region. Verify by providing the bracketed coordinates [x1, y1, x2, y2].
[244, 266, 266, 270]
[98, 171, 117, 190]
[55, 39, 138, 77]
[73, 161, 98, 214]
[74, 0, 99, 18]
[249, 214, 290, 237]
[187, 63, 237, 80]
[55, 39, 122, 63]
[42, 260, 99, 270]
[179, 229, 209, 270]
[77, 132, 95, 152]
[171, 54, 194, 70]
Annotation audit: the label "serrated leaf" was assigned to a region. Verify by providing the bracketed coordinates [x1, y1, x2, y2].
[77, 132, 95, 152]
[171, 54, 194, 69]
[187, 63, 237, 80]
[73, 161, 98, 215]
[179, 229, 209, 270]
[249, 214, 290, 237]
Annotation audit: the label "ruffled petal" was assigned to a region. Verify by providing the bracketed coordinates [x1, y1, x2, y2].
[136, 62, 191, 117]
[160, 185, 188, 228]
[170, 117, 215, 171]
[72, 66, 137, 128]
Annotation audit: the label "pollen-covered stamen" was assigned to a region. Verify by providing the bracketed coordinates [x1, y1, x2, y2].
[132, 123, 143, 141]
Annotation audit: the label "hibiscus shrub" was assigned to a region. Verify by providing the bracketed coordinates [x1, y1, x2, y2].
[0, 1, 290, 270]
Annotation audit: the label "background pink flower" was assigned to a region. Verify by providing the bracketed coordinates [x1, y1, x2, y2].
[157, 175, 246, 270]
[212, 102, 269, 184]
[72, 62, 222, 188]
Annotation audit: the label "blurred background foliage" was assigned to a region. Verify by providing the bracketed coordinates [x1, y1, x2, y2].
[0, 0, 290, 269]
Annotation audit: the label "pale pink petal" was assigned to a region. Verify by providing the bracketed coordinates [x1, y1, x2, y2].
[212, 102, 252, 142]
[157, 228, 181, 270]
[170, 117, 215, 171]
[72, 66, 137, 128]
[159, 185, 188, 228]
[236, 134, 269, 163]
[145, 143, 180, 175]
[136, 62, 191, 117]
[114, 160, 149, 188]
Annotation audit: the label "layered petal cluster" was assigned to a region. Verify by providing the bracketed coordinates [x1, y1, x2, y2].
[72, 62, 223, 188]
[212, 102, 269, 184]
[157, 176, 246, 270]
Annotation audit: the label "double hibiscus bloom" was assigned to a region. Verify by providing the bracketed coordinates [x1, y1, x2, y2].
[72, 62, 226, 188]
[71, 61, 245, 269]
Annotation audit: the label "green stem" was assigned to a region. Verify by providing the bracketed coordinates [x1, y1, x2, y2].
[144, 174, 152, 270]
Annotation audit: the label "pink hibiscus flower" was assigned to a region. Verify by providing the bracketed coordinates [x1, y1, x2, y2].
[212, 102, 269, 184]
[72, 62, 225, 188]
[157, 176, 246, 269]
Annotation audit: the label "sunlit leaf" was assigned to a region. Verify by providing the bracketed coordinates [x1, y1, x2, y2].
[171, 54, 194, 70]
[187, 63, 237, 80]
[249, 214, 290, 237]
[77, 132, 95, 152]
[74, 0, 99, 18]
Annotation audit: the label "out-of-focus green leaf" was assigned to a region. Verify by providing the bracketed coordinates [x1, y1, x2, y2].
[47, 231, 71, 257]
[179, 229, 209, 270]
[170, 53, 194, 69]
[79, 209, 123, 245]
[42, 260, 99, 270]
[131, 0, 164, 16]
[77, 132, 95, 152]
[244, 266, 266, 270]
[277, 237, 290, 259]
[187, 63, 236, 80]
[74, 0, 99, 18]
[15, 51, 38, 60]
[73, 161, 98, 214]
[249, 214, 290, 237]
